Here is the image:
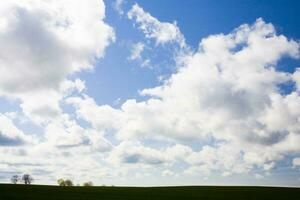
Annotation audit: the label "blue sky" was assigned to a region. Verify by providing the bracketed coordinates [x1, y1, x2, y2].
[0, 0, 300, 186]
[84, 0, 300, 104]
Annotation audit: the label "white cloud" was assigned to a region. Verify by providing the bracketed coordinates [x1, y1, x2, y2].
[19, 90, 62, 124]
[107, 142, 194, 172]
[293, 68, 300, 91]
[162, 169, 175, 177]
[67, 95, 123, 133]
[0, 0, 116, 184]
[0, 1, 300, 185]
[114, 0, 125, 15]
[69, 18, 300, 176]
[21, 79, 86, 124]
[60, 79, 86, 95]
[108, 141, 168, 166]
[128, 4, 186, 48]
[186, 144, 250, 176]
[292, 157, 300, 168]
[43, 113, 112, 152]
[0, 109, 115, 184]
[0, 0, 114, 122]
[0, 114, 34, 146]
[128, 42, 145, 61]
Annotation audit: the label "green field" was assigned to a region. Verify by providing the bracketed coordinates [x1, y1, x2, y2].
[0, 184, 299, 200]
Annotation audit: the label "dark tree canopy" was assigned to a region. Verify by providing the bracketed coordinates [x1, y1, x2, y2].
[83, 181, 93, 186]
[22, 174, 33, 185]
[64, 179, 73, 186]
[57, 178, 73, 186]
[57, 178, 66, 186]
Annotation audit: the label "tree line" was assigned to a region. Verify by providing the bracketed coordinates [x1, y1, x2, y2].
[11, 174, 93, 186]
[57, 178, 93, 186]
[11, 174, 33, 185]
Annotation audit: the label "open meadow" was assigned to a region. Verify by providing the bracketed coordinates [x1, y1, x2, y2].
[0, 184, 300, 200]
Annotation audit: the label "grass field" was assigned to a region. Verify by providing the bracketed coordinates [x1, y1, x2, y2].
[0, 184, 299, 200]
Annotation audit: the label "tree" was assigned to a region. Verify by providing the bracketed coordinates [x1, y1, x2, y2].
[11, 175, 20, 184]
[64, 179, 73, 186]
[57, 178, 66, 186]
[83, 181, 93, 186]
[22, 174, 33, 185]
[57, 178, 73, 186]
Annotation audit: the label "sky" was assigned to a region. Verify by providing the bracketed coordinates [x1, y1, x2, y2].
[0, 0, 300, 186]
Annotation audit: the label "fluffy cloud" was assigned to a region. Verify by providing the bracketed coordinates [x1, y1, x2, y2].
[0, 114, 34, 146]
[1, 1, 300, 185]
[128, 4, 186, 48]
[0, 110, 114, 184]
[67, 95, 123, 133]
[0, 0, 114, 122]
[293, 69, 300, 91]
[186, 144, 251, 176]
[17, 78, 86, 124]
[43, 113, 112, 152]
[108, 141, 167, 166]
[0, 0, 116, 183]
[107, 142, 193, 167]
[69, 18, 300, 176]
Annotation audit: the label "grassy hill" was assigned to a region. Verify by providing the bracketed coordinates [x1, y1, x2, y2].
[0, 184, 299, 200]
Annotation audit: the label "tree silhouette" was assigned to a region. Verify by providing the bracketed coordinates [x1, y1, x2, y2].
[64, 179, 73, 186]
[57, 178, 66, 186]
[22, 174, 33, 185]
[11, 175, 20, 184]
[57, 178, 73, 186]
[83, 181, 93, 186]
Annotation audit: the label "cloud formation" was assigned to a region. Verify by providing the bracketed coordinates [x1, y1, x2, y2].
[0, 114, 34, 146]
[1, 2, 300, 185]
[69, 18, 300, 177]
[0, 0, 114, 123]
[128, 4, 186, 48]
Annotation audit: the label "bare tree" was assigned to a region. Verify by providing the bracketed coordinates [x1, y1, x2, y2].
[22, 174, 33, 185]
[83, 181, 93, 186]
[11, 175, 20, 184]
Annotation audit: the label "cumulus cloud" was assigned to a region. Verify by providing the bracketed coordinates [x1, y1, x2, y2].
[0, 0, 116, 183]
[107, 142, 193, 172]
[43, 113, 112, 152]
[60, 79, 86, 95]
[69, 18, 300, 176]
[1, 1, 300, 185]
[0, 114, 34, 146]
[0, 110, 114, 184]
[186, 144, 251, 176]
[108, 141, 167, 166]
[67, 95, 123, 133]
[128, 4, 186, 48]
[293, 69, 300, 91]
[0, 0, 114, 122]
